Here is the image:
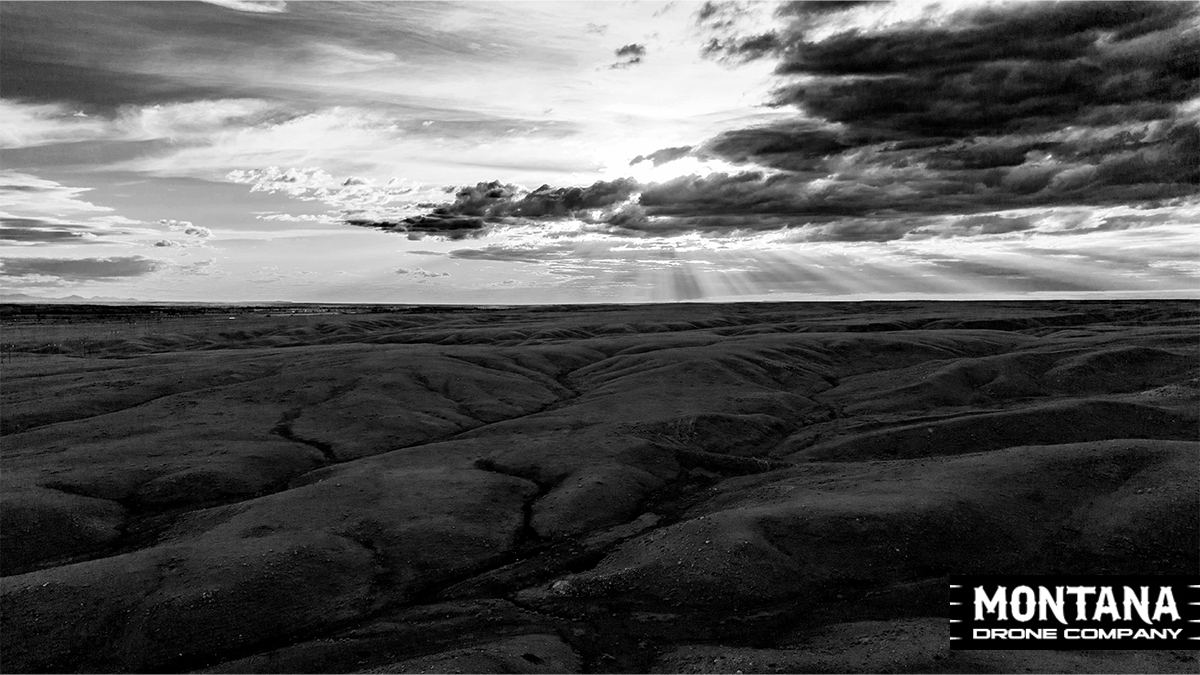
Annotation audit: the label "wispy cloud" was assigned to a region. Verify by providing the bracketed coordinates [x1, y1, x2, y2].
[2, 1, 783, 185]
[0, 217, 107, 246]
[0, 256, 162, 282]
[0, 171, 198, 249]
[0, 171, 113, 216]
[199, 0, 287, 14]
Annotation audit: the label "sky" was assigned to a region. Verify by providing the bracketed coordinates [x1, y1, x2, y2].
[1, 0, 1197, 303]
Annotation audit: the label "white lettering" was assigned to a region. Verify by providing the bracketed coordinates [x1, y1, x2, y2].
[1065, 586, 1095, 620]
[1094, 586, 1120, 621]
[1066, 627, 1182, 641]
[1011, 586, 1036, 622]
[1123, 586, 1152, 624]
[1152, 586, 1180, 622]
[978, 628, 1057, 639]
[975, 586, 1007, 621]
[1038, 586, 1067, 624]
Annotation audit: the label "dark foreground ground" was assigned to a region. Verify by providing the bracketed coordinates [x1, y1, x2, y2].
[2, 300, 1198, 673]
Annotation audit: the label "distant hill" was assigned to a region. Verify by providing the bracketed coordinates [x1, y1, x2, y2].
[0, 293, 145, 304]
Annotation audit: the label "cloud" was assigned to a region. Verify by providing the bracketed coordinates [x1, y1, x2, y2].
[3, 1, 772, 195]
[0, 256, 161, 281]
[611, 43, 647, 69]
[600, 1, 1200, 233]
[227, 167, 337, 196]
[158, 220, 213, 238]
[0, 217, 106, 245]
[0, 98, 306, 171]
[0, 3, 364, 111]
[771, 2, 1198, 136]
[699, 122, 850, 171]
[176, 259, 220, 276]
[907, 213, 1037, 240]
[394, 267, 449, 278]
[255, 212, 339, 224]
[344, 178, 644, 239]
[0, 100, 113, 149]
[695, 1, 794, 63]
[447, 242, 581, 264]
[226, 166, 446, 217]
[0, 1, 605, 119]
[452, 179, 639, 218]
[338, 1, 1195, 249]
[615, 43, 647, 58]
[701, 31, 781, 63]
[0, 171, 113, 216]
[630, 146, 693, 166]
[350, 214, 489, 241]
[199, 1, 287, 13]
[0, 174, 163, 245]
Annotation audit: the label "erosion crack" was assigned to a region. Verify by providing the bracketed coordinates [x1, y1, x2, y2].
[272, 408, 338, 463]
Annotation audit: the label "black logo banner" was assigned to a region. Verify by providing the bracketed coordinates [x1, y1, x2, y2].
[950, 575, 1200, 649]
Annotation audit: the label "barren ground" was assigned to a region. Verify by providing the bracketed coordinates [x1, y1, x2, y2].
[2, 300, 1197, 673]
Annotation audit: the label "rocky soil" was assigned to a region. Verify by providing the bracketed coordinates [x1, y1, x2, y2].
[2, 300, 1197, 673]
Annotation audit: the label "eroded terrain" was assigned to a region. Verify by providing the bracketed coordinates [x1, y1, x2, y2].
[2, 300, 1198, 673]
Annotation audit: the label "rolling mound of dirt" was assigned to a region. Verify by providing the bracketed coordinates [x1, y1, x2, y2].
[1, 300, 1197, 673]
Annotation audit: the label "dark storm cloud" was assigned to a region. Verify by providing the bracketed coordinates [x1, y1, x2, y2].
[775, 1, 879, 18]
[0, 256, 160, 281]
[700, 123, 851, 171]
[346, 178, 642, 238]
[924, 141, 1059, 171]
[630, 146, 693, 166]
[771, 2, 1198, 137]
[439, 179, 639, 218]
[665, 0, 1199, 230]
[345, 214, 489, 241]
